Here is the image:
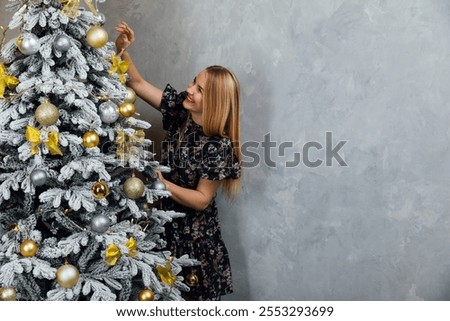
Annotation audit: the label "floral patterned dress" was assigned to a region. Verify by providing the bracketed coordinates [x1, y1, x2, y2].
[159, 84, 240, 301]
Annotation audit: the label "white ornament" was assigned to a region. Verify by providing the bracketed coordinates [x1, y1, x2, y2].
[17, 33, 40, 55]
[98, 101, 119, 124]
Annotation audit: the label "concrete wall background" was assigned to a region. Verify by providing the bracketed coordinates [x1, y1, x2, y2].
[2, 0, 450, 300]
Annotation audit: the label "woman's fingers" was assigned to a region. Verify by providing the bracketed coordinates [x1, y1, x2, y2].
[116, 22, 135, 42]
[128, 27, 135, 42]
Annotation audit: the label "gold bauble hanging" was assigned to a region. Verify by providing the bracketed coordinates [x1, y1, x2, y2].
[138, 289, 155, 301]
[124, 87, 137, 103]
[20, 239, 38, 257]
[0, 287, 16, 301]
[55, 264, 80, 288]
[118, 102, 136, 118]
[86, 25, 108, 48]
[35, 100, 60, 126]
[123, 177, 145, 200]
[82, 131, 100, 148]
[186, 272, 199, 287]
[92, 181, 110, 199]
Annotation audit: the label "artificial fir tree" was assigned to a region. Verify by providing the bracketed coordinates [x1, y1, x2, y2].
[0, 0, 197, 301]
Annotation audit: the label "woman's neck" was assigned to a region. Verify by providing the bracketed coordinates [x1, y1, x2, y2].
[190, 111, 203, 127]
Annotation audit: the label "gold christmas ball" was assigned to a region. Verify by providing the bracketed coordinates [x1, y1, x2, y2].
[124, 87, 137, 103]
[86, 25, 108, 48]
[138, 289, 155, 301]
[82, 131, 100, 148]
[186, 272, 199, 287]
[56, 264, 80, 288]
[118, 102, 136, 118]
[0, 287, 17, 301]
[35, 100, 60, 126]
[123, 177, 145, 200]
[20, 239, 38, 257]
[92, 181, 110, 199]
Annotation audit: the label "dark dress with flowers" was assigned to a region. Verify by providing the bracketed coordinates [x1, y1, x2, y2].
[159, 84, 240, 300]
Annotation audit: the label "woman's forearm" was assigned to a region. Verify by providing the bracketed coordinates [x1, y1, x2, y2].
[119, 50, 163, 109]
[163, 178, 221, 211]
[120, 51, 143, 88]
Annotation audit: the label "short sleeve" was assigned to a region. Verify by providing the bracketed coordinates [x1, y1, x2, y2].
[160, 84, 188, 131]
[197, 138, 241, 181]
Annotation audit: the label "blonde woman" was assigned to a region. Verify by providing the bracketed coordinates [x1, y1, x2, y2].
[115, 22, 241, 301]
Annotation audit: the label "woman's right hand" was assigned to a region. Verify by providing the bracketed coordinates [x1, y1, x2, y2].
[115, 21, 135, 55]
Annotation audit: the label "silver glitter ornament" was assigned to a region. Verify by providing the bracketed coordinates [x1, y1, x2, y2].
[35, 100, 59, 126]
[17, 33, 40, 55]
[30, 169, 48, 186]
[54, 34, 71, 52]
[98, 101, 119, 124]
[151, 179, 166, 191]
[123, 177, 145, 199]
[90, 214, 111, 233]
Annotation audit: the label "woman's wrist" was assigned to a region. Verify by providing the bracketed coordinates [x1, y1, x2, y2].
[162, 178, 171, 192]
[117, 47, 127, 56]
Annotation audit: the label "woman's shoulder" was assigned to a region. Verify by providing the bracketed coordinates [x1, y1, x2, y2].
[162, 84, 187, 107]
[161, 84, 188, 131]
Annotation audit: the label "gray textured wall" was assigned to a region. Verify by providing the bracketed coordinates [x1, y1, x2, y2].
[2, 0, 450, 300]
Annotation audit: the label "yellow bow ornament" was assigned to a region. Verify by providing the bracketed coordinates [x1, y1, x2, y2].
[109, 54, 130, 84]
[25, 126, 63, 156]
[104, 237, 138, 266]
[156, 259, 177, 287]
[116, 129, 145, 162]
[59, 0, 98, 19]
[0, 63, 19, 99]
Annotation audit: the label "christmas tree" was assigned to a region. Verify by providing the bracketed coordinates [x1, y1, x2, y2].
[0, 0, 196, 301]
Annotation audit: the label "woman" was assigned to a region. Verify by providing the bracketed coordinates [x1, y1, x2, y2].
[115, 22, 241, 300]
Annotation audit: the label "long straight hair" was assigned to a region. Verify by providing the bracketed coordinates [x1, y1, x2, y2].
[202, 65, 241, 199]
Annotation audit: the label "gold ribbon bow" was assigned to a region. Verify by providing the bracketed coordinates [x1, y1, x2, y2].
[126, 237, 138, 258]
[116, 129, 145, 162]
[109, 54, 130, 84]
[156, 259, 177, 287]
[25, 126, 63, 156]
[0, 63, 19, 99]
[104, 238, 138, 266]
[59, 0, 98, 19]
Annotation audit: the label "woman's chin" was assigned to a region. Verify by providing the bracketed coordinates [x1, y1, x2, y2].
[182, 100, 192, 110]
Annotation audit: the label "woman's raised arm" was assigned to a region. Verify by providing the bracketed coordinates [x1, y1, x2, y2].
[115, 22, 163, 110]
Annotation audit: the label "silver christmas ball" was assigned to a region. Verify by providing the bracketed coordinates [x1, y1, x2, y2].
[90, 214, 111, 233]
[54, 34, 71, 52]
[56, 264, 79, 288]
[30, 169, 48, 187]
[98, 101, 119, 124]
[151, 179, 166, 191]
[17, 33, 40, 55]
[124, 87, 137, 103]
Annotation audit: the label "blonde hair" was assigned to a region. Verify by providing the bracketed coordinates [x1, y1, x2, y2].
[202, 65, 241, 199]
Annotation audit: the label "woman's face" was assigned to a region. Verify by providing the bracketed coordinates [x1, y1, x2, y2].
[183, 70, 207, 114]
